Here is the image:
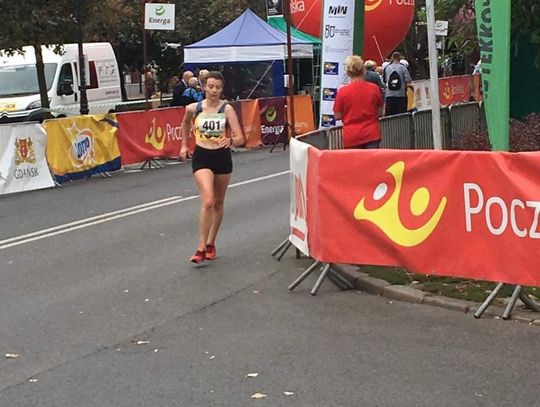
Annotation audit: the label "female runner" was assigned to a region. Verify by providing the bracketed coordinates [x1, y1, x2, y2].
[180, 71, 245, 263]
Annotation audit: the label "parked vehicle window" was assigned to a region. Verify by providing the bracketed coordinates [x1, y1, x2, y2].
[0, 63, 57, 97]
[74, 61, 99, 89]
[87, 61, 98, 89]
[58, 63, 73, 84]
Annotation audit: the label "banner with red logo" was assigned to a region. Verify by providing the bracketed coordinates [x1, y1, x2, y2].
[230, 100, 263, 148]
[116, 107, 191, 165]
[289, 138, 311, 255]
[44, 115, 121, 183]
[301, 145, 540, 287]
[438, 76, 471, 106]
[412, 76, 472, 111]
[0, 123, 55, 195]
[258, 97, 286, 145]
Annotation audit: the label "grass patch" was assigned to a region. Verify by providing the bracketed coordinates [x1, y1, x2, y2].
[358, 265, 540, 304]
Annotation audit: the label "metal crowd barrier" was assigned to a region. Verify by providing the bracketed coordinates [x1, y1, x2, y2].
[296, 128, 330, 150]
[448, 102, 481, 148]
[328, 126, 344, 150]
[380, 113, 414, 149]
[309, 102, 484, 151]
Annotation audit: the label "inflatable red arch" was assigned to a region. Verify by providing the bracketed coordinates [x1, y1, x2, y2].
[290, 0, 415, 63]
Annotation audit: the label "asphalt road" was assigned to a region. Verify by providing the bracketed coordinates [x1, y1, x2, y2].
[0, 147, 538, 407]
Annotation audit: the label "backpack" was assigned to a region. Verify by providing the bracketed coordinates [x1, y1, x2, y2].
[387, 69, 402, 91]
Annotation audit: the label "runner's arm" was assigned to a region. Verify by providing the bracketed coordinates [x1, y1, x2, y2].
[225, 104, 245, 147]
[180, 104, 195, 159]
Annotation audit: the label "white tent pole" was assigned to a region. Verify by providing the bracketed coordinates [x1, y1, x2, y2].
[426, 0, 443, 149]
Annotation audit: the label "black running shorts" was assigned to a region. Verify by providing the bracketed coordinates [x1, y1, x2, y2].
[191, 145, 233, 175]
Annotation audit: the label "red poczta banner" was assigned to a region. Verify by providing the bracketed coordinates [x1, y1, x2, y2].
[305, 147, 540, 287]
[438, 76, 472, 106]
[116, 107, 192, 165]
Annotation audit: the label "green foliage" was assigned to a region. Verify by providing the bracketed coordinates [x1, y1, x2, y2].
[0, 0, 75, 51]
[512, 0, 540, 67]
[0, 0, 77, 107]
[0, 0, 269, 103]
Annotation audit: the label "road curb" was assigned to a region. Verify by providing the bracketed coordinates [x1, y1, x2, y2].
[333, 264, 539, 326]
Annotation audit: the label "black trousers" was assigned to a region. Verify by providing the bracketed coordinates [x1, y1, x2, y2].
[385, 96, 408, 116]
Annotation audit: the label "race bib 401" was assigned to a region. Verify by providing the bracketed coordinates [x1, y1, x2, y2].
[198, 114, 226, 138]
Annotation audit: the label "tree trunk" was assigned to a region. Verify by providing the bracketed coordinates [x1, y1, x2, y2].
[33, 44, 50, 109]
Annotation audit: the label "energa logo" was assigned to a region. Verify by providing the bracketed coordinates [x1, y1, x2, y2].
[354, 161, 447, 247]
[266, 106, 277, 123]
[155, 5, 166, 16]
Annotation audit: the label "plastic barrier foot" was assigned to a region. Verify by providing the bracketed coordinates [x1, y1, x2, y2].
[289, 261, 353, 296]
[288, 261, 321, 291]
[474, 282, 504, 318]
[310, 263, 331, 296]
[140, 159, 164, 169]
[271, 238, 292, 262]
[328, 268, 355, 290]
[474, 283, 539, 320]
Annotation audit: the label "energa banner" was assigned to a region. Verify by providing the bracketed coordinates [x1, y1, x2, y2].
[116, 107, 190, 165]
[0, 123, 55, 195]
[289, 138, 310, 256]
[258, 97, 286, 145]
[44, 114, 121, 183]
[302, 143, 540, 287]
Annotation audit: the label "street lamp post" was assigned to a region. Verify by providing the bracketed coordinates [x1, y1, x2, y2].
[75, 0, 89, 115]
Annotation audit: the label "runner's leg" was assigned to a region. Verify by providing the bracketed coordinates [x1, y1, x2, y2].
[207, 173, 232, 246]
[194, 169, 215, 251]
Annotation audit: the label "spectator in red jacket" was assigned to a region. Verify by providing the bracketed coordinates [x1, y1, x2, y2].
[333, 55, 384, 149]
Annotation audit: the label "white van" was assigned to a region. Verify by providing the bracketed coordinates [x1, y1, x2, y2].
[0, 42, 122, 123]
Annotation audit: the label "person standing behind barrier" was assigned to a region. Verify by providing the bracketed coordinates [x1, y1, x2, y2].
[171, 71, 194, 106]
[144, 69, 156, 100]
[383, 52, 412, 116]
[198, 69, 209, 89]
[179, 77, 204, 106]
[180, 71, 245, 264]
[333, 55, 383, 149]
[364, 60, 385, 94]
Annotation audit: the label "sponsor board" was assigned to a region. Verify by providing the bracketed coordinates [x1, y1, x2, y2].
[412, 76, 473, 111]
[0, 123, 54, 195]
[304, 145, 540, 287]
[319, 0, 356, 127]
[116, 107, 190, 165]
[44, 114, 121, 183]
[145, 3, 175, 30]
[289, 138, 310, 255]
[286, 95, 316, 135]
[259, 97, 286, 145]
[267, 0, 283, 17]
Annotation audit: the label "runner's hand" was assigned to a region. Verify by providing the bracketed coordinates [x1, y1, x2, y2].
[218, 137, 232, 148]
[180, 146, 189, 161]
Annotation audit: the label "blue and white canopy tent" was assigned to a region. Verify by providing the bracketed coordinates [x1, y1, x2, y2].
[184, 9, 314, 97]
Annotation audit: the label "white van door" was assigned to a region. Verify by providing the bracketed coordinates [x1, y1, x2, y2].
[55, 61, 81, 115]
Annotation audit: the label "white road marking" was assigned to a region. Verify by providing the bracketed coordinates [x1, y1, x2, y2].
[0, 170, 290, 251]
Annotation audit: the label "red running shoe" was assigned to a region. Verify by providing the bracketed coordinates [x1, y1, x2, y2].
[189, 249, 206, 264]
[205, 244, 217, 260]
